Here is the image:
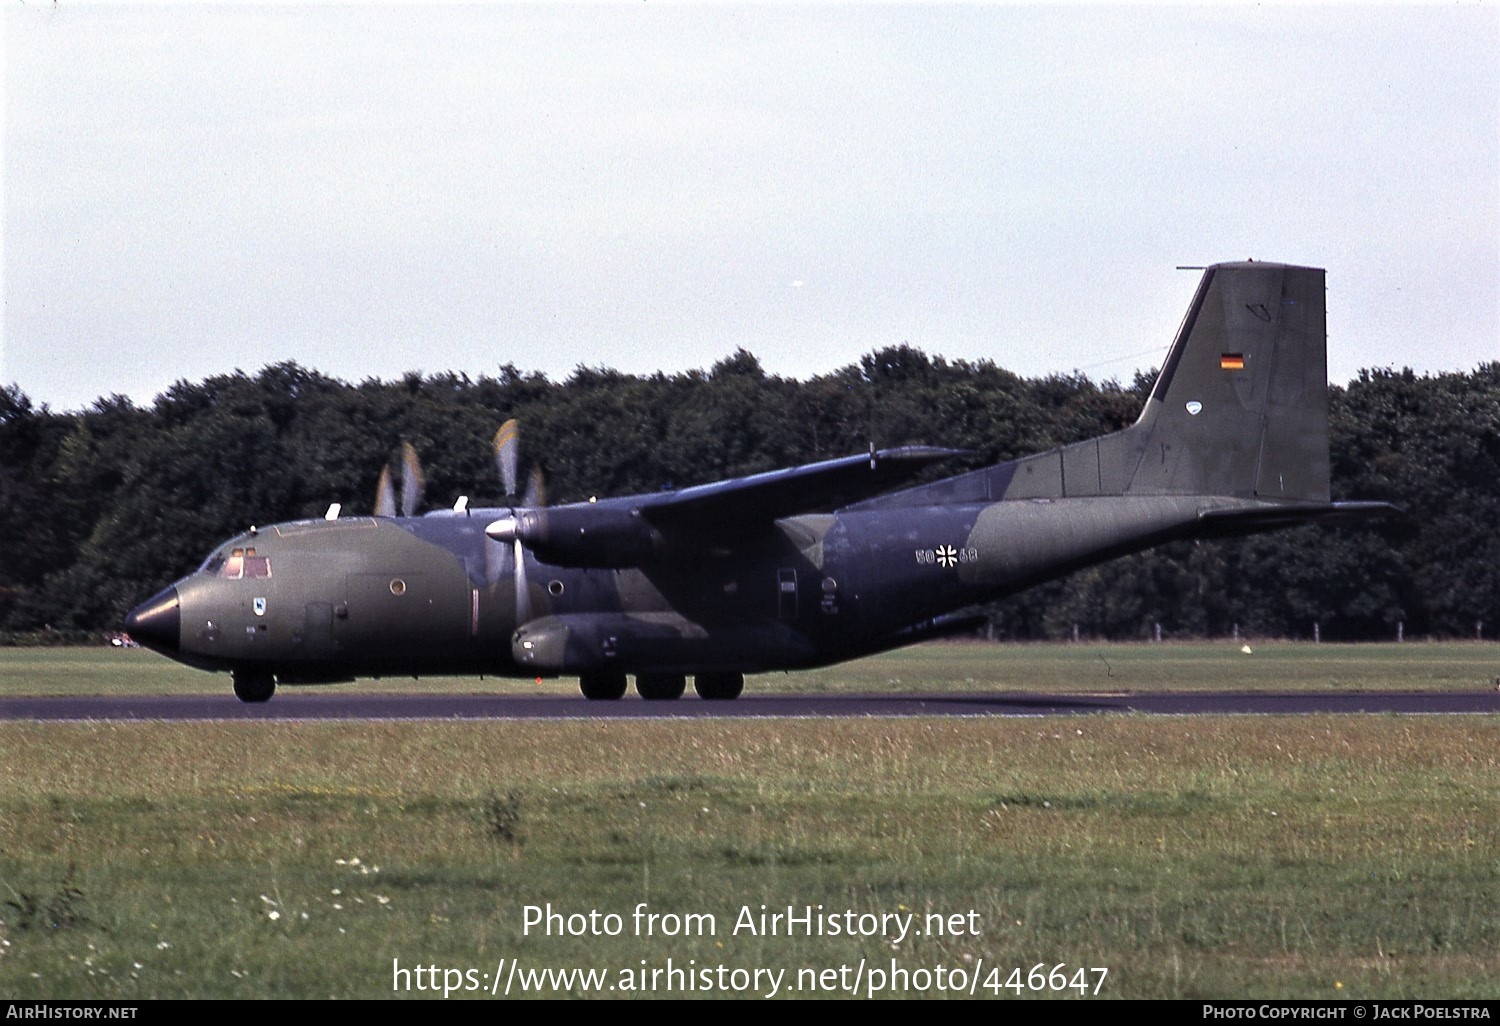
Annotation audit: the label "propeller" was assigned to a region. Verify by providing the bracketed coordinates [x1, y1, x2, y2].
[489, 419, 547, 624]
[373, 440, 426, 517]
[399, 440, 425, 517]
[525, 464, 546, 508]
[374, 466, 397, 518]
[494, 420, 520, 499]
[511, 532, 531, 625]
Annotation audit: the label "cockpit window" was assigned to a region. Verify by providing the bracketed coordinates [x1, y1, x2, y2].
[210, 546, 271, 580]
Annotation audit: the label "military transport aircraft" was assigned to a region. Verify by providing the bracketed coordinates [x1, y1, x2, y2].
[124, 262, 1391, 702]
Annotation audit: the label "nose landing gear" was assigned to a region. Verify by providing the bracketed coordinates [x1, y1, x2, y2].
[232, 669, 276, 703]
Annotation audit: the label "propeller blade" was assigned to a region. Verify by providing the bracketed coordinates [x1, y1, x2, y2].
[494, 420, 520, 498]
[524, 465, 547, 508]
[484, 514, 531, 622]
[400, 440, 426, 518]
[487, 422, 538, 623]
[374, 466, 397, 518]
[514, 539, 531, 624]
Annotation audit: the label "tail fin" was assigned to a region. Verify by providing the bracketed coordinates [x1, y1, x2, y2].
[1115, 261, 1329, 501]
[987, 261, 1328, 502]
[852, 261, 1335, 510]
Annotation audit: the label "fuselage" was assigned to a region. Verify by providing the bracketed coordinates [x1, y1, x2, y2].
[126, 493, 1244, 686]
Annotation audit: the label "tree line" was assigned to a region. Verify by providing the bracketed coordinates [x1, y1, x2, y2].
[2, 350, 1496, 643]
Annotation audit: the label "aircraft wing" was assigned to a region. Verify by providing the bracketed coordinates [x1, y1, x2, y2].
[639, 446, 967, 532]
[488, 446, 967, 567]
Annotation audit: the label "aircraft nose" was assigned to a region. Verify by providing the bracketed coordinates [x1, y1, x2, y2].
[124, 586, 180, 654]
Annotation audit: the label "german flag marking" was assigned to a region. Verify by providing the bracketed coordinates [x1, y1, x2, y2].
[1220, 353, 1245, 371]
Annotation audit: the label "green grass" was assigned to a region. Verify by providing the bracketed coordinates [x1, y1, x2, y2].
[1, 716, 1496, 999]
[2, 640, 1497, 698]
[785, 640, 1499, 694]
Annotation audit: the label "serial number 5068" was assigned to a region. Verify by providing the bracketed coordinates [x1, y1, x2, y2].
[914, 546, 980, 566]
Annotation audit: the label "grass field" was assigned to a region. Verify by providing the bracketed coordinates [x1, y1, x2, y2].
[1, 644, 1497, 1000]
[2, 639, 1497, 698]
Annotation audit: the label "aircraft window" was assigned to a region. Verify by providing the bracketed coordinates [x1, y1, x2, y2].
[548, 580, 564, 597]
[211, 547, 270, 580]
[390, 579, 407, 596]
[242, 548, 271, 579]
[218, 548, 246, 579]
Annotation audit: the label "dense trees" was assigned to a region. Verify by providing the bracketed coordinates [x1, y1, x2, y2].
[2, 356, 1495, 642]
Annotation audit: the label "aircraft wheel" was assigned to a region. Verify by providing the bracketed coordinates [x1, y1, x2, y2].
[635, 673, 686, 700]
[579, 672, 627, 701]
[694, 672, 744, 700]
[232, 669, 276, 703]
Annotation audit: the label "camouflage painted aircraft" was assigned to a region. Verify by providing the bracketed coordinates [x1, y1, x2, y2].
[125, 261, 1390, 702]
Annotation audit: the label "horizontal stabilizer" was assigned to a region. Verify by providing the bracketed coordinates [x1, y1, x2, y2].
[1195, 500, 1401, 538]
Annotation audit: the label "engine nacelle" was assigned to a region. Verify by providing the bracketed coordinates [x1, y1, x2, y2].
[511, 612, 815, 674]
[487, 506, 665, 568]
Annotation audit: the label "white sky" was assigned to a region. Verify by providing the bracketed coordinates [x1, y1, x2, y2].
[5, 3, 1497, 413]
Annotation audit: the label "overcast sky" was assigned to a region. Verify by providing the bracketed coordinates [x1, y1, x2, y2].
[5, 3, 1497, 413]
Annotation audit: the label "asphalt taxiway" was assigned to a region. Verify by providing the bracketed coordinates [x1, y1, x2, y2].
[1, 690, 1495, 721]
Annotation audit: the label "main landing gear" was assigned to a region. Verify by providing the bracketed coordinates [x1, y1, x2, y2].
[575, 672, 744, 701]
[232, 669, 276, 703]
[636, 673, 686, 701]
[579, 672, 628, 701]
[693, 672, 744, 700]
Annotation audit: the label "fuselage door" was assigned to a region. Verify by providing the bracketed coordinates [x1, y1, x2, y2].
[777, 568, 798, 620]
[302, 601, 336, 657]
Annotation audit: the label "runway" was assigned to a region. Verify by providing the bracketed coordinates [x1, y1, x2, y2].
[1, 690, 1495, 721]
